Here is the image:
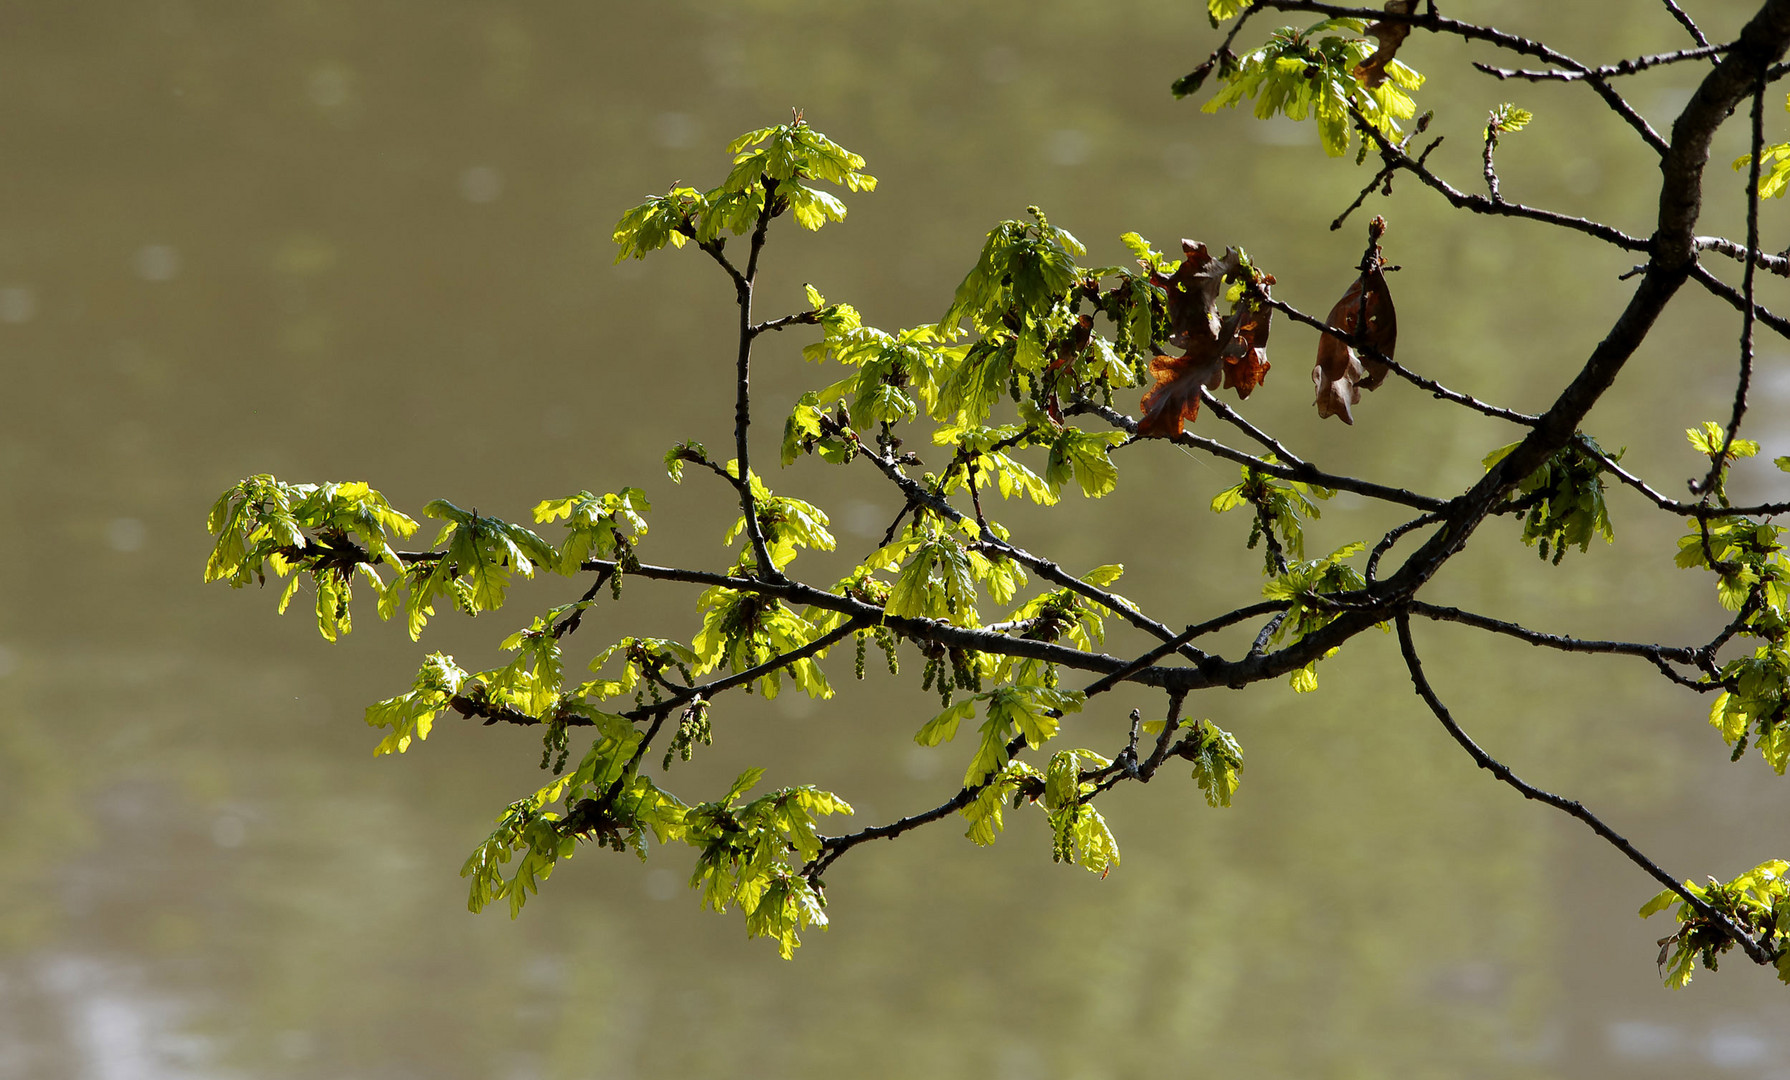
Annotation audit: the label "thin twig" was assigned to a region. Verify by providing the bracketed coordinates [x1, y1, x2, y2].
[1073, 398, 1450, 511]
[806, 734, 1028, 879]
[1139, 690, 1188, 777]
[1482, 120, 1504, 202]
[1332, 128, 1440, 232]
[454, 618, 867, 731]
[1407, 600, 1702, 666]
[1694, 235, 1790, 276]
[1395, 614, 1768, 964]
[1080, 600, 1289, 698]
[1348, 106, 1651, 251]
[749, 309, 821, 337]
[1197, 387, 1309, 467]
[1366, 513, 1444, 583]
[1662, 0, 1715, 52]
[549, 566, 617, 640]
[1692, 82, 1766, 499]
[1473, 43, 1725, 81]
[1689, 263, 1790, 341]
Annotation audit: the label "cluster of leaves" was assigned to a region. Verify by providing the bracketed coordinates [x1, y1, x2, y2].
[462, 749, 851, 961]
[788, 230, 1137, 506]
[204, 476, 419, 642]
[535, 488, 649, 574]
[1043, 749, 1121, 874]
[461, 713, 671, 917]
[918, 676, 1084, 787]
[200, 45, 1790, 984]
[930, 208, 1148, 430]
[950, 745, 1121, 875]
[866, 515, 1025, 628]
[1484, 102, 1533, 144]
[1188, 9, 1425, 159]
[613, 117, 876, 260]
[1135, 714, 1246, 806]
[796, 284, 954, 434]
[1678, 511, 1783, 617]
[1685, 420, 1761, 505]
[1662, 424, 1790, 779]
[207, 477, 653, 641]
[1263, 542, 1371, 693]
[683, 769, 853, 959]
[1673, 427, 1790, 773]
[1483, 436, 1615, 564]
[723, 465, 836, 574]
[584, 637, 699, 711]
[1004, 565, 1129, 651]
[693, 585, 835, 700]
[1641, 860, 1790, 987]
[364, 653, 470, 755]
[1211, 458, 1334, 574]
[1185, 722, 1246, 808]
[1137, 242, 1276, 437]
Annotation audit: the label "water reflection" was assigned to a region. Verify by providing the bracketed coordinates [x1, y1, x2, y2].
[1, 0, 1786, 1077]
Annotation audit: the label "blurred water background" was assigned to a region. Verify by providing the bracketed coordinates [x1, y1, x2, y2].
[2, 1, 1789, 1077]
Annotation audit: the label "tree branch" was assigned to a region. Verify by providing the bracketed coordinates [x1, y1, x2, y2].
[805, 734, 1028, 880]
[729, 178, 785, 583]
[1375, 0, 1790, 603]
[1257, 0, 1670, 152]
[1072, 398, 1450, 511]
[455, 617, 868, 730]
[1473, 44, 1726, 82]
[1691, 81, 1767, 500]
[1407, 599, 1706, 672]
[1395, 614, 1769, 964]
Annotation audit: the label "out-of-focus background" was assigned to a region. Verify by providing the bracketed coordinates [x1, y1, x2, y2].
[3, 1, 1789, 1076]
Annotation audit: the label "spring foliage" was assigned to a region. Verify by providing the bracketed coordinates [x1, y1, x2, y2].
[204, 2, 1790, 984]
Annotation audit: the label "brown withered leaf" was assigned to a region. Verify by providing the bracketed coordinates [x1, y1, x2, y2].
[1220, 291, 1273, 398]
[1140, 244, 1276, 438]
[1312, 337, 1365, 424]
[1354, 266, 1396, 389]
[1150, 241, 1238, 351]
[1138, 344, 1224, 438]
[1312, 257, 1396, 425]
[1353, 0, 1417, 89]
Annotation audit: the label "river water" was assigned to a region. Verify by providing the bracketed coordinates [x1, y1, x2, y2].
[2, 1, 1788, 1077]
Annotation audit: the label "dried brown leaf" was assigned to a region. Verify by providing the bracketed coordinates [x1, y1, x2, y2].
[1312, 231, 1396, 425]
[1150, 241, 1237, 350]
[1138, 344, 1224, 438]
[1354, 0, 1417, 89]
[1139, 243, 1274, 437]
[1313, 322, 1365, 425]
[1221, 292, 1273, 398]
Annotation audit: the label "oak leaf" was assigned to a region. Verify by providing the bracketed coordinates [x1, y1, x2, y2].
[1139, 345, 1225, 438]
[1138, 244, 1272, 437]
[1150, 240, 1237, 351]
[1221, 290, 1273, 398]
[1313, 231, 1396, 425]
[1354, 0, 1417, 89]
